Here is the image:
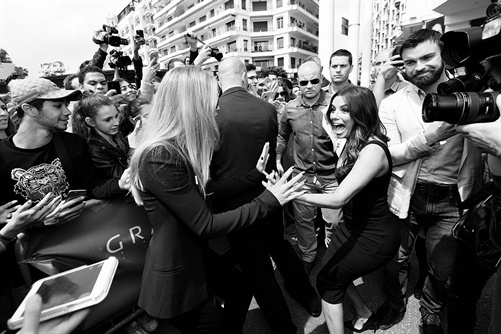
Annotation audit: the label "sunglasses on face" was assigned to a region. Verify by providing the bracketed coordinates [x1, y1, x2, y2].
[299, 78, 321, 86]
[279, 91, 287, 97]
[248, 76, 257, 80]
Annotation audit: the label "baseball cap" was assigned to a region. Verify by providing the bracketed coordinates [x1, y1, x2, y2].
[9, 77, 82, 109]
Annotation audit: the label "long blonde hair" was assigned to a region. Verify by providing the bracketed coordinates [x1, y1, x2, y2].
[129, 66, 220, 203]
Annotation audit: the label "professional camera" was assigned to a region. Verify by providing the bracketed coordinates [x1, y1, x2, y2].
[185, 33, 223, 61]
[109, 49, 132, 69]
[209, 47, 224, 61]
[422, 1, 501, 125]
[102, 24, 129, 47]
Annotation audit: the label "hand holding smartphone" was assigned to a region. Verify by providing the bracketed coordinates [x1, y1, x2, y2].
[8, 257, 119, 330]
[107, 81, 121, 95]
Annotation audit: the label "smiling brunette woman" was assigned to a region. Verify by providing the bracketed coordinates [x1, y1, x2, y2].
[296, 85, 400, 334]
[72, 94, 130, 199]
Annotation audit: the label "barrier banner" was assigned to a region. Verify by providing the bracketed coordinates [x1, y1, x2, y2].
[16, 199, 152, 331]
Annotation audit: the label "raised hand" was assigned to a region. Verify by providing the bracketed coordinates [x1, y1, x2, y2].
[267, 167, 305, 206]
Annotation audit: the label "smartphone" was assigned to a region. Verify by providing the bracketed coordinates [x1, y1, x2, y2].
[66, 189, 87, 202]
[136, 30, 144, 38]
[261, 91, 275, 100]
[107, 81, 121, 94]
[7, 257, 119, 330]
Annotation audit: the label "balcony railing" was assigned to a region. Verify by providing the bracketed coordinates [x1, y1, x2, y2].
[252, 47, 274, 53]
[290, 42, 318, 53]
[289, 22, 318, 36]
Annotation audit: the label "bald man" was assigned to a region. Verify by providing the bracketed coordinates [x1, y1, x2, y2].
[209, 57, 321, 334]
[276, 61, 343, 272]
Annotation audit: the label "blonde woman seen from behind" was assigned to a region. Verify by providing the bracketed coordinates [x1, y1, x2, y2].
[128, 66, 304, 333]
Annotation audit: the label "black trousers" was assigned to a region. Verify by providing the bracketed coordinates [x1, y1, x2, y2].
[227, 209, 316, 334]
[167, 297, 231, 334]
[447, 243, 494, 334]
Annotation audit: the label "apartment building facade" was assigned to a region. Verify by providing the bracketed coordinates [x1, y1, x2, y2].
[113, 0, 320, 77]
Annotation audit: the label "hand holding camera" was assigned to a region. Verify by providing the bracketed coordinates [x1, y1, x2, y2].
[93, 25, 129, 47]
[424, 122, 458, 145]
[185, 33, 223, 62]
[457, 94, 501, 158]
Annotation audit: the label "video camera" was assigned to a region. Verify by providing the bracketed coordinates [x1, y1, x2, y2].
[422, 0, 501, 125]
[109, 49, 132, 69]
[102, 24, 129, 47]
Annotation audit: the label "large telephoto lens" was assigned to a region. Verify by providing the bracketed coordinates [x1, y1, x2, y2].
[422, 92, 499, 125]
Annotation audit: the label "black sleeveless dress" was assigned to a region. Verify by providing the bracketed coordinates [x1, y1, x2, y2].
[316, 141, 400, 303]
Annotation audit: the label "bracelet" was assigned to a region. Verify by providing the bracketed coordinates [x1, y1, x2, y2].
[0, 232, 15, 242]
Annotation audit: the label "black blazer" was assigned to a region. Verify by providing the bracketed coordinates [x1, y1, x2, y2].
[137, 147, 280, 319]
[209, 86, 278, 211]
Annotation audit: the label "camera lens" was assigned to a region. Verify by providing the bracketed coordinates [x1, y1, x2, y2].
[422, 92, 500, 125]
[422, 93, 466, 124]
[437, 73, 482, 95]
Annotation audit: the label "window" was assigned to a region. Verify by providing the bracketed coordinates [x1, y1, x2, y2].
[252, 1, 267, 11]
[225, 0, 234, 10]
[277, 37, 284, 49]
[243, 39, 248, 51]
[188, 21, 196, 28]
[254, 59, 271, 68]
[227, 41, 237, 52]
[290, 37, 296, 47]
[277, 0, 283, 8]
[241, 0, 246, 10]
[342, 17, 349, 35]
[212, 28, 217, 37]
[277, 57, 284, 67]
[210, 9, 215, 17]
[188, 3, 194, 9]
[253, 21, 268, 32]
[170, 46, 176, 53]
[167, 16, 173, 22]
[226, 20, 235, 31]
[243, 19, 248, 31]
[291, 57, 296, 68]
[277, 17, 283, 29]
[253, 41, 268, 51]
[199, 15, 206, 22]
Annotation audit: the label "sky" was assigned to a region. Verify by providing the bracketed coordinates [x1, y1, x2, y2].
[0, 0, 131, 77]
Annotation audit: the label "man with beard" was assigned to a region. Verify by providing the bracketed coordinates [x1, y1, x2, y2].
[376, 29, 484, 334]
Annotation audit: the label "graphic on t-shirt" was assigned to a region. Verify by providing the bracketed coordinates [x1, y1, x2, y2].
[11, 158, 69, 202]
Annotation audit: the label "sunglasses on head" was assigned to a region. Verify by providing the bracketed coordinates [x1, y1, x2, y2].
[299, 78, 321, 86]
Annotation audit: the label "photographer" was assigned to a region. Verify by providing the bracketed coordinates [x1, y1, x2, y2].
[447, 54, 501, 334]
[377, 29, 485, 333]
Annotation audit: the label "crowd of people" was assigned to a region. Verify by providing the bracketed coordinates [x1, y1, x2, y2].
[0, 26, 500, 334]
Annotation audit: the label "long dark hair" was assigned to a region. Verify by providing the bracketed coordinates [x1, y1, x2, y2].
[326, 86, 388, 169]
[72, 94, 115, 142]
[0, 96, 17, 136]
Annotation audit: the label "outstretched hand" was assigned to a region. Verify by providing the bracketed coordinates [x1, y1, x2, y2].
[256, 142, 280, 186]
[0, 193, 62, 239]
[267, 167, 305, 206]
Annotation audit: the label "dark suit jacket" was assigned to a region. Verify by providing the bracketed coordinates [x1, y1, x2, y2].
[137, 146, 280, 319]
[209, 86, 278, 212]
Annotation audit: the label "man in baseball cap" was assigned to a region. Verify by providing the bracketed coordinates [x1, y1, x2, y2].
[0, 77, 99, 211]
[8, 77, 81, 134]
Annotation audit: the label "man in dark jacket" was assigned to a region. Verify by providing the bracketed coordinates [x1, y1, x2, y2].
[208, 57, 321, 334]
